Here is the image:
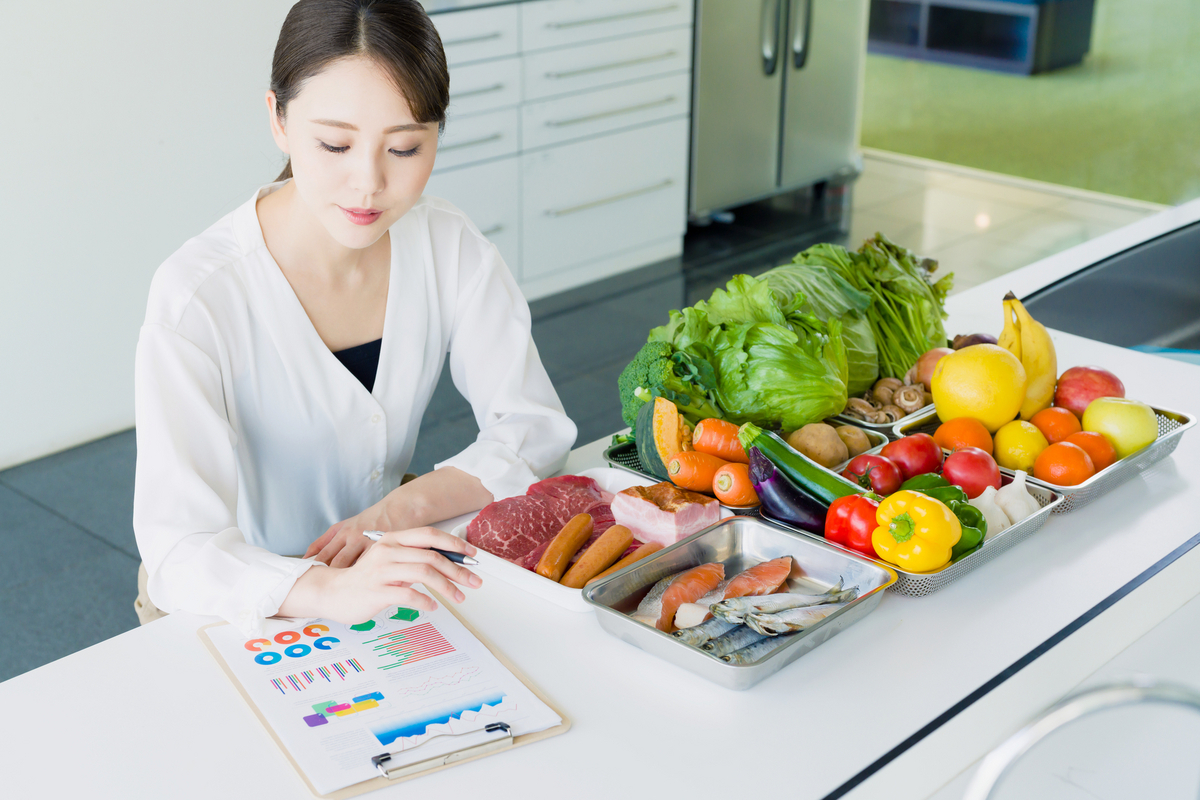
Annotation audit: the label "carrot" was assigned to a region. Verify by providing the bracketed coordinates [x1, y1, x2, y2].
[667, 451, 728, 493]
[692, 418, 749, 464]
[586, 542, 664, 585]
[713, 462, 760, 507]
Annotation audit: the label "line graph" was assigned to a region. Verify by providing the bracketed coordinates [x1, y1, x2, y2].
[370, 692, 512, 748]
[389, 666, 481, 699]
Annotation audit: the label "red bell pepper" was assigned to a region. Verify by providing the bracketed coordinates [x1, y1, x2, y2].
[824, 493, 882, 559]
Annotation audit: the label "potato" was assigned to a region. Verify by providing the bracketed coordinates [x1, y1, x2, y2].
[836, 425, 872, 458]
[786, 423, 848, 469]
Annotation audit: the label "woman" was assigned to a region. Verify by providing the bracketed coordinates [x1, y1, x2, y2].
[132, 0, 576, 633]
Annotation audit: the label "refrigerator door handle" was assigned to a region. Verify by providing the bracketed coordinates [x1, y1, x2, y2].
[791, 0, 812, 69]
[761, 0, 782, 76]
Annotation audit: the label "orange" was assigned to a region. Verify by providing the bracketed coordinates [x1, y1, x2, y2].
[933, 418, 993, 456]
[1064, 431, 1117, 472]
[1033, 442, 1096, 486]
[1030, 407, 1082, 444]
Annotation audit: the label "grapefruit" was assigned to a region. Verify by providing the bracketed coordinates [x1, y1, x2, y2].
[931, 344, 1027, 433]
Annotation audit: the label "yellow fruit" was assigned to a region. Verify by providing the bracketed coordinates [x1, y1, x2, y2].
[931, 344, 1027, 433]
[994, 421, 1050, 472]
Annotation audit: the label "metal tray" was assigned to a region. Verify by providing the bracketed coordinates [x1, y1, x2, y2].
[582, 517, 897, 690]
[764, 473, 1062, 598]
[831, 402, 935, 436]
[602, 427, 888, 506]
[893, 405, 1195, 514]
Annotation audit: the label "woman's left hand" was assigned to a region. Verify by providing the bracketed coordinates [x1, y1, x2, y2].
[305, 505, 393, 567]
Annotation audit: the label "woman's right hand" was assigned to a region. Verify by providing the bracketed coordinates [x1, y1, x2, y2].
[278, 527, 482, 624]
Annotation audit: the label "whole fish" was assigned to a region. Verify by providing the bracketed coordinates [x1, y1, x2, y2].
[672, 616, 739, 646]
[721, 633, 799, 665]
[744, 603, 846, 635]
[710, 582, 858, 624]
[701, 625, 767, 657]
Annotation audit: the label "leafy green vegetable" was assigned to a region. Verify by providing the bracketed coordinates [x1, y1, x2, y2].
[616, 341, 723, 427]
[762, 252, 879, 396]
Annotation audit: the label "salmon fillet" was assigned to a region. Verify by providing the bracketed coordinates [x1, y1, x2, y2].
[658, 563, 725, 633]
[722, 556, 793, 600]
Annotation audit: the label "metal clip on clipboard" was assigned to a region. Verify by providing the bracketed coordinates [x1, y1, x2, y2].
[370, 722, 514, 780]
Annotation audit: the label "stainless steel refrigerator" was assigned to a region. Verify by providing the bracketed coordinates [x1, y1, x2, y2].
[689, 0, 868, 221]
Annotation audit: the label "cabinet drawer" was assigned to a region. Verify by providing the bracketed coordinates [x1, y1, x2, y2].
[523, 26, 692, 101]
[522, 72, 689, 151]
[434, 107, 519, 171]
[423, 156, 520, 275]
[447, 56, 521, 117]
[522, 0, 693, 52]
[430, 4, 519, 66]
[521, 118, 688, 281]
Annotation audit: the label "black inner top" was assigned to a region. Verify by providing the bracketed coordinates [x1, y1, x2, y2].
[332, 338, 383, 393]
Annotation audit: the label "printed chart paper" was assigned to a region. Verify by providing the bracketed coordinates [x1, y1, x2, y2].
[206, 599, 561, 795]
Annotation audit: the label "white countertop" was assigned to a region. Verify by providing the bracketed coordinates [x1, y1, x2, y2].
[5, 206, 1200, 799]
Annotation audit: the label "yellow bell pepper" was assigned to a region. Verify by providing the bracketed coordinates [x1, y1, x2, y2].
[871, 490, 962, 572]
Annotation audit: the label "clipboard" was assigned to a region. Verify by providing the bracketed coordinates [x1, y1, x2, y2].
[199, 594, 571, 799]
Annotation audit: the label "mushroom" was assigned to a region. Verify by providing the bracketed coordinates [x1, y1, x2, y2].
[844, 397, 877, 421]
[923, 389, 935, 406]
[877, 405, 905, 423]
[894, 384, 926, 415]
[871, 377, 903, 406]
[904, 365, 920, 386]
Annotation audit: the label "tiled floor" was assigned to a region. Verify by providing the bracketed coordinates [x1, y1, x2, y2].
[0, 152, 1164, 681]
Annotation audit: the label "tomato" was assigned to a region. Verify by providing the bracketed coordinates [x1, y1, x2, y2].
[825, 494, 881, 558]
[880, 434, 944, 480]
[942, 447, 1001, 499]
[841, 454, 903, 496]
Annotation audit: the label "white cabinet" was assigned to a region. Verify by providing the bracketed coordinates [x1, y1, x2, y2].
[426, 0, 693, 300]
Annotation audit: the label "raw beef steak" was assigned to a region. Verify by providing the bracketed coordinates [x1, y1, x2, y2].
[466, 495, 562, 564]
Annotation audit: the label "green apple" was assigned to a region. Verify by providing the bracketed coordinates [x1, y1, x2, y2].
[1082, 397, 1158, 459]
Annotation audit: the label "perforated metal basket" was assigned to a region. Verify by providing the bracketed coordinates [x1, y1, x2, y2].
[765, 478, 1063, 598]
[893, 406, 1195, 514]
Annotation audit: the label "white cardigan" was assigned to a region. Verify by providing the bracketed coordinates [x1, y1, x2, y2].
[133, 182, 576, 633]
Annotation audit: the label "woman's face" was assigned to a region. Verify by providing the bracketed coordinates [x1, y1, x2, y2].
[267, 56, 439, 250]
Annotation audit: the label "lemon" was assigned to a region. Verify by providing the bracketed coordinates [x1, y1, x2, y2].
[931, 344, 1027, 433]
[994, 421, 1050, 472]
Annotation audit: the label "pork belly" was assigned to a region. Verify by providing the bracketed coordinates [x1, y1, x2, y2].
[610, 482, 721, 547]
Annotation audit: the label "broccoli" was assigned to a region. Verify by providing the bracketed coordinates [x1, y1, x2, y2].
[617, 341, 724, 427]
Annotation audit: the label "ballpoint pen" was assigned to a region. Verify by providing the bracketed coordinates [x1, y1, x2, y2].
[362, 530, 480, 566]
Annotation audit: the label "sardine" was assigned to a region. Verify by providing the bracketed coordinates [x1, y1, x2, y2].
[744, 603, 846, 635]
[721, 633, 799, 665]
[672, 616, 738, 646]
[701, 625, 767, 657]
[709, 582, 858, 624]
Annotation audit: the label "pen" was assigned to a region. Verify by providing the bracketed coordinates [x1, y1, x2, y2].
[362, 530, 480, 566]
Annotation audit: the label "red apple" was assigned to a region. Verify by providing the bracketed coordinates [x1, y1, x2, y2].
[1054, 366, 1125, 419]
[916, 348, 954, 391]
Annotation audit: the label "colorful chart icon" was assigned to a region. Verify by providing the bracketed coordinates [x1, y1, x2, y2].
[390, 607, 420, 622]
[350, 620, 376, 632]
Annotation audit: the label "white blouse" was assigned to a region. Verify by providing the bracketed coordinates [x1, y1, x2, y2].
[133, 181, 576, 633]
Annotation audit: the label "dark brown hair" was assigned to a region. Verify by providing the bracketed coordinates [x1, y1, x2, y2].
[270, 0, 449, 181]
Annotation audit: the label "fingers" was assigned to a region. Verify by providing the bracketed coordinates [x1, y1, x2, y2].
[305, 524, 341, 559]
[377, 562, 466, 603]
[384, 527, 477, 558]
[330, 536, 369, 569]
[369, 544, 481, 589]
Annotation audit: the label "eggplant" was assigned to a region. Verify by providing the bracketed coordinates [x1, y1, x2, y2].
[748, 447, 828, 532]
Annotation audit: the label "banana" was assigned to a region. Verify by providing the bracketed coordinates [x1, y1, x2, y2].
[997, 295, 1022, 362]
[1005, 292, 1057, 419]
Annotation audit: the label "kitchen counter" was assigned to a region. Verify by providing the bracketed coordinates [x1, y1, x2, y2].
[4, 203, 1199, 799]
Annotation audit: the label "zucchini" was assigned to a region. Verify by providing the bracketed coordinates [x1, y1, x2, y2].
[737, 423, 862, 506]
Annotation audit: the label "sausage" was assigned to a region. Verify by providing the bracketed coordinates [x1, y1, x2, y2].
[585, 542, 664, 585]
[560, 525, 634, 589]
[535, 514, 593, 582]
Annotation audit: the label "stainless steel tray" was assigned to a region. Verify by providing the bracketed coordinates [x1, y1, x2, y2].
[893, 405, 1195, 514]
[831, 402, 935, 436]
[582, 517, 897, 690]
[602, 426, 888, 506]
[762, 471, 1062, 597]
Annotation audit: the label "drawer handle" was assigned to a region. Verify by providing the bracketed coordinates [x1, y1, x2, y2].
[544, 4, 680, 30]
[450, 82, 506, 100]
[544, 179, 675, 218]
[439, 132, 504, 152]
[545, 50, 679, 80]
[442, 31, 503, 47]
[544, 95, 678, 127]
[480, 224, 504, 237]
